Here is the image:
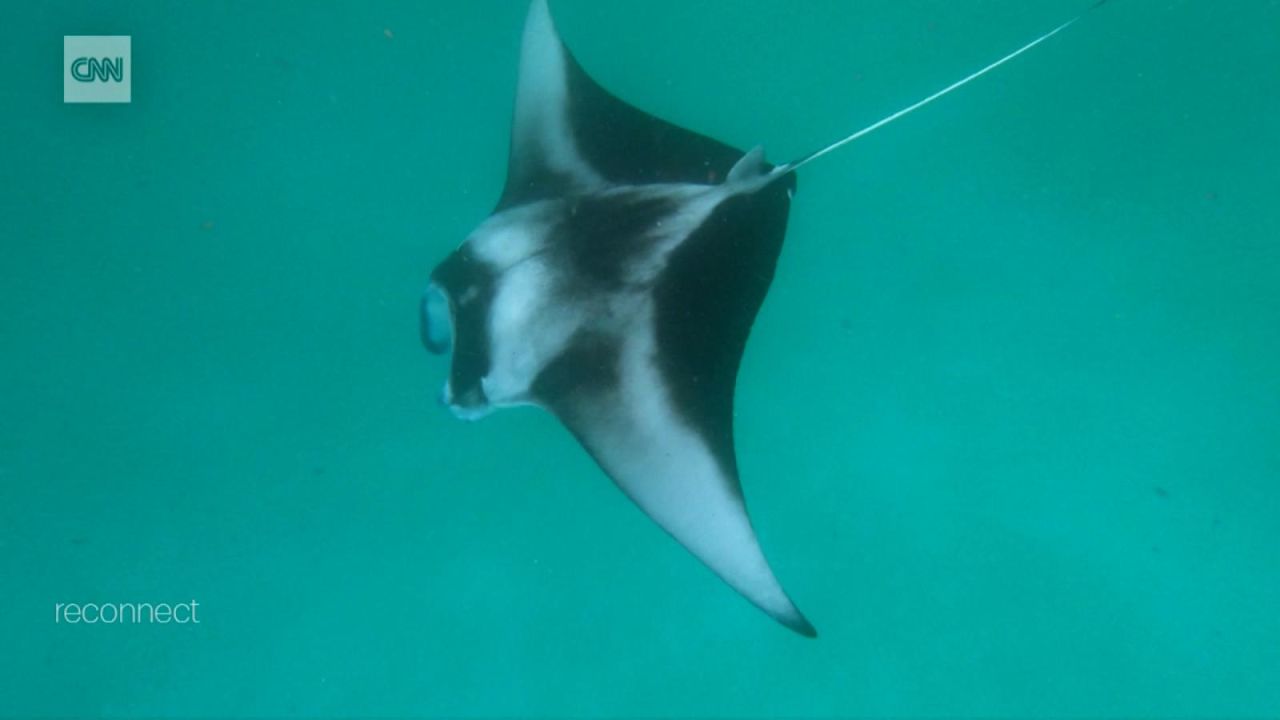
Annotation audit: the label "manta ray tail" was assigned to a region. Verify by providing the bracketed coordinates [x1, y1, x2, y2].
[774, 1, 1111, 177]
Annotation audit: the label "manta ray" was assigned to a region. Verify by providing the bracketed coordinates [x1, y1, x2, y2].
[420, 0, 1105, 636]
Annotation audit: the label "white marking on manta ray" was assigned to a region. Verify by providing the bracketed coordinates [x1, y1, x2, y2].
[421, 0, 1109, 636]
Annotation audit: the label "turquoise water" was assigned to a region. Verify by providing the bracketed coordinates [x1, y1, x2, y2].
[3, 0, 1279, 716]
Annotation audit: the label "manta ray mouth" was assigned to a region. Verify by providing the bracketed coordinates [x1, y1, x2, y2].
[421, 282, 492, 420]
[419, 284, 453, 355]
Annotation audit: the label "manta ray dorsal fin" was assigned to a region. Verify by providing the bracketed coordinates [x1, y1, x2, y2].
[727, 145, 768, 184]
[500, 0, 604, 207]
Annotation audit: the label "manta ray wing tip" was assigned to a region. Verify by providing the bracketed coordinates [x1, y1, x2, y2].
[786, 614, 819, 639]
[772, 605, 818, 638]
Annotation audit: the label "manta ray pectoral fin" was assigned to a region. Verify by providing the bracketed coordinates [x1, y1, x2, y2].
[501, 0, 604, 206]
[499, 0, 763, 209]
[536, 333, 816, 637]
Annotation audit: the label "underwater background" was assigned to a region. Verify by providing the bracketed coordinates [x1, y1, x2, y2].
[2, 0, 1278, 716]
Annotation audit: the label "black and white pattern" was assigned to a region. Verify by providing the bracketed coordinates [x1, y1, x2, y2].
[420, 0, 1103, 636]
[422, 0, 810, 636]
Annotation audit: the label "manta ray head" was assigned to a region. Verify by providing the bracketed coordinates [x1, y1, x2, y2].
[421, 244, 494, 421]
[421, 201, 594, 421]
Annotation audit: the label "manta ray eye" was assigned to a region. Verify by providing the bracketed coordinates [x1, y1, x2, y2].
[419, 284, 453, 354]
